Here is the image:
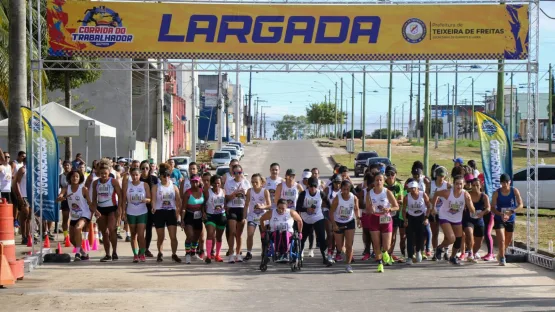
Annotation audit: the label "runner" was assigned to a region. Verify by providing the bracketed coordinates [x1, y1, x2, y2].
[491, 173, 523, 266]
[0, 149, 12, 205]
[151, 163, 182, 263]
[121, 167, 151, 263]
[432, 175, 476, 265]
[274, 169, 304, 212]
[221, 159, 239, 185]
[299, 169, 311, 191]
[310, 168, 325, 191]
[298, 169, 314, 255]
[243, 173, 271, 261]
[58, 160, 73, 241]
[366, 173, 399, 273]
[259, 199, 304, 262]
[407, 163, 432, 258]
[403, 179, 431, 265]
[121, 160, 140, 242]
[330, 180, 360, 273]
[224, 164, 251, 263]
[203, 174, 227, 264]
[297, 177, 332, 266]
[384, 166, 405, 262]
[92, 159, 123, 262]
[266, 163, 283, 209]
[463, 176, 489, 263]
[60, 170, 94, 261]
[323, 175, 341, 264]
[428, 165, 451, 261]
[139, 160, 158, 258]
[167, 159, 183, 187]
[359, 173, 374, 261]
[181, 174, 204, 264]
[14, 162, 30, 245]
[459, 173, 475, 260]
[468, 160, 480, 178]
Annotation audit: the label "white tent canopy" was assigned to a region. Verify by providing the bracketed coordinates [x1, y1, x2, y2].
[0, 102, 116, 137]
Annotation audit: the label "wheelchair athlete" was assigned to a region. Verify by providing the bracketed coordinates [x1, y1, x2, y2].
[259, 198, 303, 263]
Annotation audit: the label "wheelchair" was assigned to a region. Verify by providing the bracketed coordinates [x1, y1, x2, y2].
[259, 227, 303, 272]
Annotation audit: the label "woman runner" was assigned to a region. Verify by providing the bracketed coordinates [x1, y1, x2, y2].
[243, 173, 271, 261]
[151, 163, 182, 263]
[59, 160, 72, 243]
[203, 175, 227, 263]
[224, 164, 251, 263]
[274, 169, 304, 212]
[367, 173, 399, 273]
[463, 177, 489, 262]
[384, 166, 405, 262]
[330, 180, 361, 273]
[265, 163, 283, 209]
[122, 167, 151, 263]
[428, 165, 451, 261]
[139, 160, 158, 258]
[323, 175, 341, 263]
[181, 174, 204, 264]
[259, 199, 304, 262]
[403, 179, 431, 265]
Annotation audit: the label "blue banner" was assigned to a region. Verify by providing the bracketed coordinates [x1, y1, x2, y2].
[474, 112, 513, 198]
[22, 107, 60, 222]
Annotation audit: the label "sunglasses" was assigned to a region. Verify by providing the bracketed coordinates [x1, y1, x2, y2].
[141, 167, 149, 170]
[234, 171, 243, 175]
[385, 172, 395, 177]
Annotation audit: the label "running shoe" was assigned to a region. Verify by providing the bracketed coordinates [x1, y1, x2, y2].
[432, 255, 438, 261]
[361, 253, 371, 261]
[443, 252, 450, 261]
[415, 252, 422, 263]
[112, 253, 119, 261]
[214, 255, 224, 262]
[14, 220, 20, 228]
[345, 265, 353, 273]
[434, 247, 442, 261]
[21, 237, 27, 245]
[327, 254, 335, 264]
[335, 253, 343, 262]
[81, 254, 89, 261]
[482, 254, 496, 261]
[449, 256, 463, 266]
[377, 263, 384, 273]
[228, 255, 235, 264]
[397, 256, 406, 263]
[133, 255, 139, 263]
[425, 251, 432, 257]
[125, 236, 131, 242]
[383, 251, 393, 266]
[236, 254, 244, 263]
[308, 249, 314, 258]
[47, 233, 55, 241]
[458, 253, 466, 261]
[421, 252, 428, 260]
[117, 233, 124, 240]
[406, 258, 413, 265]
[324, 258, 333, 267]
[244, 252, 252, 261]
[474, 252, 481, 260]
[466, 255, 477, 263]
[391, 255, 400, 262]
[499, 257, 506, 266]
[74, 253, 81, 262]
[139, 255, 146, 262]
[100, 255, 112, 262]
[185, 254, 191, 264]
[205, 257, 212, 264]
[172, 254, 182, 263]
[194, 254, 203, 261]
[157, 253, 163, 262]
[197, 251, 205, 260]
[145, 250, 154, 258]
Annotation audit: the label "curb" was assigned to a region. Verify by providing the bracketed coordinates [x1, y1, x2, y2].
[23, 248, 52, 273]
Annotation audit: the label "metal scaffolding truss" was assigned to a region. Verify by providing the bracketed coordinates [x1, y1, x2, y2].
[29, 0, 546, 269]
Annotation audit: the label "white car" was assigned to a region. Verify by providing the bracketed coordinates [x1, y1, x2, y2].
[170, 156, 191, 174]
[221, 148, 240, 161]
[211, 151, 231, 169]
[513, 164, 555, 208]
[224, 144, 243, 157]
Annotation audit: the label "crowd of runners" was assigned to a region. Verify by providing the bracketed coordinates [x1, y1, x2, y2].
[0, 148, 523, 273]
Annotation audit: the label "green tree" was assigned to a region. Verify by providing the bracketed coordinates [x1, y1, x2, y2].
[306, 102, 345, 137]
[371, 128, 403, 139]
[418, 118, 444, 138]
[272, 115, 308, 140]
[46, 57, 101, 160]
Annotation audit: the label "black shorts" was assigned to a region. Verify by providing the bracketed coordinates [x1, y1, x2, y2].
[97, 206, 118, 216]
[227, 207, 244, 221]
[154, 209, 178, 229]
[463, 219, 485, 237]
[1, 192, 12, 204]
[60, 200, 70, 212]
[70, 217, 90, 227]
[493, 219, 515, 233]
[184, 210, 203, 230]
[335, 219, 356, 234]
[393, 215, 402, 228]
[429, 214, 439, 223]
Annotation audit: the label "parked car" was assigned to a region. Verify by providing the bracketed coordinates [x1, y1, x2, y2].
[224, 144, 243, 158]
[513, 164, 555, 208]
[344, 130, 363, 139]
[354, 151, 379, 177]
[365, 157, 392, 168]
[215, 166, 249, 178]
[211, 151, 231, 169]
[170, 156, 191, 175]
[221, 148, 240, 161]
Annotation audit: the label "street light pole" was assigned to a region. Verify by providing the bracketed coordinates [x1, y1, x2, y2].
[454, 62, 458, 159]
[335, 82, 338, 139]
[387, 61, 393, 159]
[247, 66, 253, 143]
[409, 61, 414, 141]
[351, 74, 355, 144]
[417, 60, 421, 143]
[424, 60, 430, 175]
[340, 78, 344, 139]
[549, 64, 553, 152]
[471, 77, 475, 141]
[435, 67, 439, 148]
[362, 67, 367, 151]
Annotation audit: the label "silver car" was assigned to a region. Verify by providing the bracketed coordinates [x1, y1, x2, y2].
[211, 151, 231, 169]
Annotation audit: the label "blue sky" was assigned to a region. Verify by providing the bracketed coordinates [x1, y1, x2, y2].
[231, 2, 555, 137]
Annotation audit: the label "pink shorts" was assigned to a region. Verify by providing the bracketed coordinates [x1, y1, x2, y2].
[360, 213, 372, 229]
[369, 215, 393, 233]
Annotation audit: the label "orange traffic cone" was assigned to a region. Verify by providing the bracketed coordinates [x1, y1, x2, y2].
[56, 242, 62, 255]
[81, 239, 86, 252]
[64, 235, 71, 247]
[26, 235, 33, 247]
[43, 235, 50, 248]
[0, 244, 15, 287]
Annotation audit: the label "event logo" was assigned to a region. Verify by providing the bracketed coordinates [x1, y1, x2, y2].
[71, 6, 134, 48]
[402, 18, 426, 44]
[481, 119, 497, 136]
[29, 116, 44, 132]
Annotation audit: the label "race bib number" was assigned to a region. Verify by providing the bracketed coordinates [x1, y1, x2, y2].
[390, 210, 397, 217]
[471, 210, 482, 219]
[232, 197, 245, 206]
[449, 203, 461, 214]
[380, 215, 392, 224]
[279, 223, 288, 232]
[339, 206, 351, 219]
[130, 193, 144, 205]
[501, 208, 513, 215]
[193, 210, 202, 219]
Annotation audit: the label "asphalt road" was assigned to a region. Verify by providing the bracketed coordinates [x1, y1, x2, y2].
[4, 140, 555, 311]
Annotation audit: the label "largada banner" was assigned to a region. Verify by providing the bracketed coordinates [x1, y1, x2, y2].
[21, 107, 60, 222]
[47, 0, 529, 61]
[475, 112, 513, 198]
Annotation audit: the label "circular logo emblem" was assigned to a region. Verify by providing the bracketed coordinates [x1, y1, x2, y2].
[482, 120, 498, 136]
[402, 18, 426, 44]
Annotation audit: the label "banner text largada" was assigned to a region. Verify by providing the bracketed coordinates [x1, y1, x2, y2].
[47, 1, 529, 60]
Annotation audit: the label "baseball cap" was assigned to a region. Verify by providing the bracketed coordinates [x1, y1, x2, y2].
[464, 173, 475, 182]
[500, 173, 511, 183]
[435, 166, 447, 176]
[407, 181, 419, 189]
[332, 175, 342, 182]
[453, 157, 464, 164]
[286, 169, 296, 176]
[308, 177, 318, 187]
[190, 174, 201, 182]
[302, 171, 312, 179]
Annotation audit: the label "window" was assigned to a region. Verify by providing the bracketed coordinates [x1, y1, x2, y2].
[214, 153, 230, 159]
[356, 152, 378, 161]
[173, 158, 188, 166]
[537, 168, 555, 181]
[513, 169, 534, 181]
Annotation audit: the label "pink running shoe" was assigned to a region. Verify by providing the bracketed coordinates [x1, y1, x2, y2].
[139, 255, 146, 262]
[458, 253, 466, 261]
[482, 254, 495, 261]
[335, 253, 343, 262]
[133, 255, 139, 263]
[361, 253, 371, 261]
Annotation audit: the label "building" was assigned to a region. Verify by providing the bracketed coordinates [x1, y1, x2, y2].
[198, 74, 227, 141]
[175, 64, 198, 153]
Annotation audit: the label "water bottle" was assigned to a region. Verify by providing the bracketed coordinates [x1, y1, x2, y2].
[549, 240, 553, 253]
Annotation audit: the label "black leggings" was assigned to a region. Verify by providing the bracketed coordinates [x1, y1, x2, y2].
[301, 219, 326, 260]
[145, 211, 155, 251]
[406, 214, 426, 259]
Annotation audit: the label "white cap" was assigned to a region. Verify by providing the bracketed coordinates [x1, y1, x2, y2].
[302, 171, 312, 179]
[407, 181, 419, 189]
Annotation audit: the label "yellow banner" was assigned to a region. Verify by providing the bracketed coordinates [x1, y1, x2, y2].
[47, 0, 529, 61]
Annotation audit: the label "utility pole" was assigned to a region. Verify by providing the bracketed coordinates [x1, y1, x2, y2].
[387, 61, 393, 159]
[447, 83, 450, 137]
[216, 61, 223, 150]
[340, 78, 344, 139]
[379, 115, 382, 139]
[235, 63, 240, 142]
[402, 102, 405, 137]
[362, 67, 367, 151]
[452, 85, 456, 158]
[263, 113, 267, 139]
[260, 105, 270, 137]
[254, 97, 258, 139]
[496, 61, 505, 125]
[351, 74, 355, 143]
[335, 82, 338, 139]
[191, 60, 197, 162]
[417, 60, 421, 143]
[409, 61, 414, 141]
[435, 67, 439, 149]
[471, 77, 475, 141]
[549, 63, 553, 152]
[454, 62, 458, 158]
[247, 66, 252, 143]
[424, 60, 430, 175]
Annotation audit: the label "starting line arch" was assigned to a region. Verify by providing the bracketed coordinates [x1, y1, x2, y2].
[28, 0, 547, 269]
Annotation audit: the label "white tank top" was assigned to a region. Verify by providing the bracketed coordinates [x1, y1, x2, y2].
[96, 178, 116, 207]
[182, 178, 191, 195]
[67, 184, 91, 221]
[266, 176, 283, 208]
[430, 180, 448, 210]
[406, 191, 426, 217]
[269, 208, 294, 233]
[126, 181, 148, 216]
[224, 178, 250, 208]
[89, 172, 99, 202]
[418, 176, 426, 193]
[280, 182, 299, 210]
[369, 188, 391, 216]
[301, 190, 324, 224]
[246, 188, 266, 224]
[0, 165, 12, 193]
[156, 182, 176, 211]
[206, 188, 225, 214]
[325, 185, 340, 212]
[60, 172, 69, 189]
[20, 169, 27, 198]
[13, 162, 23, 176]
[334, 192, 355, 223]
[439, 189, 466, 222]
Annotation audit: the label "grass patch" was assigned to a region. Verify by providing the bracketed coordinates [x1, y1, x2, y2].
[514, 216, 555, 251]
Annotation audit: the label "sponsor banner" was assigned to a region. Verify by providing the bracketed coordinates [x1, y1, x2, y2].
[474, 112, 513, 198]
[21, 108, 60, 222]
[204, 89, 218, 108]
[47, 0, 529, 61]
